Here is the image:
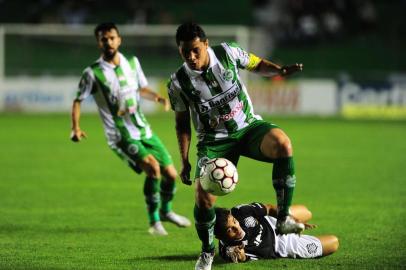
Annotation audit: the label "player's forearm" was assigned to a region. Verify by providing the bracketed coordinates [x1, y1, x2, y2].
[177, 132, 191, 164]
[254, 59, 282, 77]
[140, 87, 162, 102]
[175, 112, 191, 163]
[71, 100, 82, 131]
[176, 125, 191, 163]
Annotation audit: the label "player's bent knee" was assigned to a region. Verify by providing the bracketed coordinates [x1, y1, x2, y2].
[320, 235, 339, 256]
[162, 165, 177, 182]
[141, 156, 161, 178]
[261, 129, 293, 158]
[331, 236, 339, 252]
[290, 205, 312, 222]
[280, 139, 293, 157]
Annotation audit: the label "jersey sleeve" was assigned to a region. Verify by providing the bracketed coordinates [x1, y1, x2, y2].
[167, 74, 189, 112]
[222, 42, 262, 71]
[133, 57, 148, 88]
[231, 202, 267, 220]
[75, 67, 95, 101]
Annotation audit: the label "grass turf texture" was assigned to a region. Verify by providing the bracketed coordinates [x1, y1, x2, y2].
[0, 113, 405, 270]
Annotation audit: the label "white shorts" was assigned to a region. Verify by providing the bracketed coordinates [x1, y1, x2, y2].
[265, 216, 323, 259]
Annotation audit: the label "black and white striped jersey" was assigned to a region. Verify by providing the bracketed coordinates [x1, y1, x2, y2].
[219, 202, 277, 261]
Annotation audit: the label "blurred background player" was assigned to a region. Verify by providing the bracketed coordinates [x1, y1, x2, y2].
[214, 202, 339, 263]
[167, 22, 304, 270]
[70, 22, 191, 236]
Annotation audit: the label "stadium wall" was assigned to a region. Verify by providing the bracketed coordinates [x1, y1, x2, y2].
[0, 77, 159, 113]
[0, 77, 334, 115]
[1, 76, 406, 118]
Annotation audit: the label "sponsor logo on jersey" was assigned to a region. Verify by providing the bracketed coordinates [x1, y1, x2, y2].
[219, 101, 243, 122]
[197, 84, 240, 114]
[207, 101, 243, 128]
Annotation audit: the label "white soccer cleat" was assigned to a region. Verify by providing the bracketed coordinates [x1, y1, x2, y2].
[160, 211, 191, 227]
[195, 252, 214, 270]
[148, 221, 168, 236]
[276, 216, 305, 235]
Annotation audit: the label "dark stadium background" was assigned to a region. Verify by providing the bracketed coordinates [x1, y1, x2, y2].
[0, 0, 404, 78]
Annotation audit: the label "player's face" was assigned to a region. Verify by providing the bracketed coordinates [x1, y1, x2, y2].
[224, 215, 246, 241]
[178, 38, 209, 71]
[97, 29, 121, 59]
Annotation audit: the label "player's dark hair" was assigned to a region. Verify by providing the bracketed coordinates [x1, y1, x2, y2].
[175, 22, 207, 46]
[94, 22, 120, 38]
[214, 207, 231, 240]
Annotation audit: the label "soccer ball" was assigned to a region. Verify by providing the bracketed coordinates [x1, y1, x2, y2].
[199, 158, 238, 196]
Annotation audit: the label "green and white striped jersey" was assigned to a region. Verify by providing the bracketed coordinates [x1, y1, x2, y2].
[76, 53, 152, 145]
[167, 42, 262, 142]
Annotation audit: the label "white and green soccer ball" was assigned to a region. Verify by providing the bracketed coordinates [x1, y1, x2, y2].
[199, 158, 238, 196]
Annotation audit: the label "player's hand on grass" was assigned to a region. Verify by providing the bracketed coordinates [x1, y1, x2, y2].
[180, 161, 192, 185]
[70, 129, 87, 142]
[280, 63, 303, 76]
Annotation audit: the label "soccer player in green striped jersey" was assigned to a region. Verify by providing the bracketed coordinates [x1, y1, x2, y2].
[167, 23, 304, 270]
[70, 22, 191, 236]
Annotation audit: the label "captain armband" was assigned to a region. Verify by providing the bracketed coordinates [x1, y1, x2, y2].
[245, 53, 262, 71]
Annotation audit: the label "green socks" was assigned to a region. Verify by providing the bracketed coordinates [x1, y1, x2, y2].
[272, 157, 296, 218]
[143, 177, 160, 224]
[194, 204, 216, 252]
[160, 178, 176, 214]
[144, 176, 177, 223]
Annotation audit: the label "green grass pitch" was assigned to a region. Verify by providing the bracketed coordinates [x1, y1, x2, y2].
[0, 113, 405, 270]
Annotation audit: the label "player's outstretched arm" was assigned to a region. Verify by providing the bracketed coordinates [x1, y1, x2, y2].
[254, 59, 303, 77]
[175, 110, 192, 185]
[70, 99, 87, 142]
[139, 87, 170, 111]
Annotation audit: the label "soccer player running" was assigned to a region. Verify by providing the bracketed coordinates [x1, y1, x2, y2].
[70, 22, 191, 236]
[214, 203, 339, 263]
[167, 22, 304, 269]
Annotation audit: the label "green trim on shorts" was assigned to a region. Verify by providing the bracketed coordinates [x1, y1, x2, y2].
[194, 120, 279, 179]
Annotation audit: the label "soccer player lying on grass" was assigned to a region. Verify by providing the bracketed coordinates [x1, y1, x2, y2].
[214, 203, 339, 262]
